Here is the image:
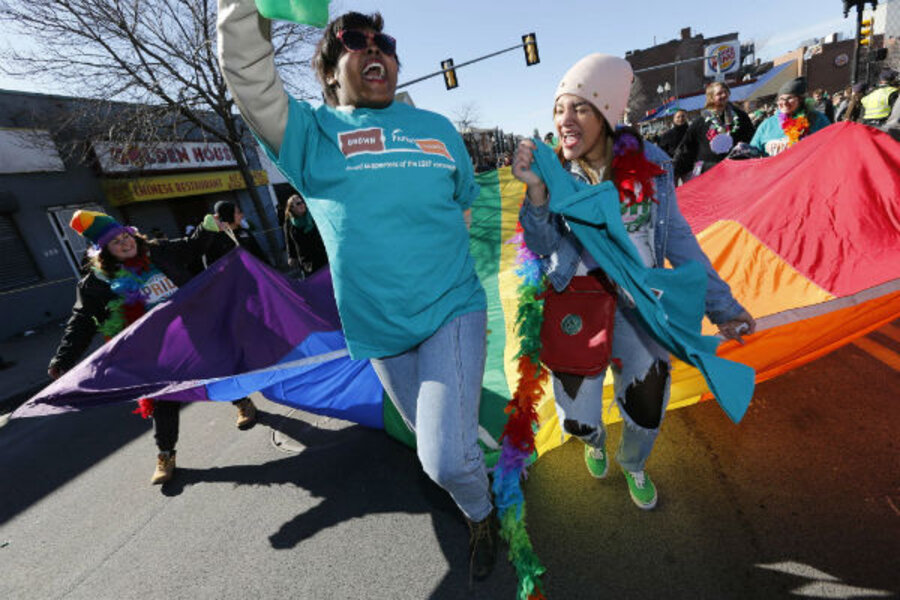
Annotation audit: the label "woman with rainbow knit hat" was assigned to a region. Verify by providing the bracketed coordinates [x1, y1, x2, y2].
[49, 210, 257, 484]
[512, 54, 755, 510]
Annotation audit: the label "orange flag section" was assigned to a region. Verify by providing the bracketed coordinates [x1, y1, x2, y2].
[695, 220, 834, 335]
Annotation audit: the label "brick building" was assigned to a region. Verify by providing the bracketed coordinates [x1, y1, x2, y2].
[625, 27, 753, 123]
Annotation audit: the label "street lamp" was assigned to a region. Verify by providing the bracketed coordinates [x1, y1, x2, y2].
[656, 81, 672, 115]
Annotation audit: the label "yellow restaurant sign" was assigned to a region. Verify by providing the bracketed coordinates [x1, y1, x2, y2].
[103, 169, 269, 206]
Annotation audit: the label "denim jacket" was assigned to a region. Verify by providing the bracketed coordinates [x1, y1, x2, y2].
[518, 141, 745, 324]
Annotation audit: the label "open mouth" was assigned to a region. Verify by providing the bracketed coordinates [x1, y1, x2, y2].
[561, 132, 581, 149]
[362, 61, 386, 82]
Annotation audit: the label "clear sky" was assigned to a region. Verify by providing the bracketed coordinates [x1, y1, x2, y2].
[0, 0, 860, 136]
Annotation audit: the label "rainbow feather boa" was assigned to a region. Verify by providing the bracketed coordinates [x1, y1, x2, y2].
[492, 223, 549, 600]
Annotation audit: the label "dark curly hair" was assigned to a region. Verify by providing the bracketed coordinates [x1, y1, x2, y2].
[313, 12, 401, 106]
[93, 232, 151, 277]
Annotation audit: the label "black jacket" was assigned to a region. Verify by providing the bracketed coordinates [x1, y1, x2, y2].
[283, 219, 328, 274]
[657, 123, 688, 157]
[673, 104, 755, 179]
[191, 225, 271, 267]
[50, 238, 202, 372]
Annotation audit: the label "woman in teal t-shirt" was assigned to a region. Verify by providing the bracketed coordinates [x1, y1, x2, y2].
[217, 1, 496, 581]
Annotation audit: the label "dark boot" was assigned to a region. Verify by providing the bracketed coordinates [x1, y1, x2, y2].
[467, 510, 498, 582]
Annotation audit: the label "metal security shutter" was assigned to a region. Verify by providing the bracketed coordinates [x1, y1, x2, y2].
[0, 214, 41, 292]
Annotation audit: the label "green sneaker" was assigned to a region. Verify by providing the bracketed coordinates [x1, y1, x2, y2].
[584, 444, 608, 479]
[623, 469, 657, 510]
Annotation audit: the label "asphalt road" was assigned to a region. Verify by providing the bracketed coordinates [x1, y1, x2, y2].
[1, 335, 898, 600]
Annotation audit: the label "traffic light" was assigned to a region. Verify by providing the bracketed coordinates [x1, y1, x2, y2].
[522, 33, 539, 66]
[859, 18, 873, 46]
[441, 59, 458, 90]
[844, 1, 879, 18]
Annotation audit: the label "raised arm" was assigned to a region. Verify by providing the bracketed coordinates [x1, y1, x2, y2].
[217, 0, 290, 153]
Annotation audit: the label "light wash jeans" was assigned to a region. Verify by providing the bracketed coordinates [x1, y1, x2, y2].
[370, 310, 493, 522]
[551, 305, 671, 473]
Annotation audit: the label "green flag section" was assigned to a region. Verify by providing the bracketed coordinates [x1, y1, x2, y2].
[255, 0, 329, 26]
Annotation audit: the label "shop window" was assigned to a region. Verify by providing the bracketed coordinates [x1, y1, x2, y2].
[0, 214, 41, 292]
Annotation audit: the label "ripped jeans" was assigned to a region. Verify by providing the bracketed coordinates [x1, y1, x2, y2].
[551, 305, 670, 473]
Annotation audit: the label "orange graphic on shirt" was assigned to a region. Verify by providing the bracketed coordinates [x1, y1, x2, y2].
[415, 139, 452, 160]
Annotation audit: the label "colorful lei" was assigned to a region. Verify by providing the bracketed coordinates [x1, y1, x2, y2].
[777, 111, 810, 147]
[611, 130, 665, 208]
[703, 105, 742, 142]
[493, 223, 548, 600]
[95, 253, 157, 418]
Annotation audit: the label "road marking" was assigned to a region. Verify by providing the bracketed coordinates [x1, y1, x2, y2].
[852, 337, 900, 372]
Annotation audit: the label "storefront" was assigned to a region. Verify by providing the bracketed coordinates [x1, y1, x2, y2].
[93, 140, 271, 240]
[0, 89, 279, 340]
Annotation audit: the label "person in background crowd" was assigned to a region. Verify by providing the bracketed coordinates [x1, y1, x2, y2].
[193, 200, 272, 268]
[218, 1, 498, 581]
[543, 131, 557, 147]
[812, 88, 835, 123]
[283, 193, 328, 277]
[47, 211, 253, 484]
[882, 84, 900, 140]
[511, 53, 754, 512]
[189, 198, 270, 429]
[833, 88, 850, 122]
[657, 109, 688, 157]
[750, 108, 768, 128]
[673, 82, 755, 180]
[842, 83, 867, 122]
[750, 77, 830, 157]
[860, 69, 899, 127]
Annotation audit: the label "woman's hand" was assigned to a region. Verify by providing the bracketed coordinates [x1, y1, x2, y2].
[48, 365, 63, 380]
[718, 311, 756, 345]
[512, 140, 548, 206]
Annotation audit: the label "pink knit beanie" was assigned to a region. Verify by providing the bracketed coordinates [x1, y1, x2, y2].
[556, 53, 634, 127]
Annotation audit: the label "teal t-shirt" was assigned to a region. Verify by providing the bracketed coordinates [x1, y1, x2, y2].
[262, 98, 486, 359]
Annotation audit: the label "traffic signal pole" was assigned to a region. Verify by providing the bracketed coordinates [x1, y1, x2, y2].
[396, 35, 538, 90]
[852, 5, 864, 84]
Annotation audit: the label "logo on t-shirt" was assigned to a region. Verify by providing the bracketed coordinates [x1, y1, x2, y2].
[339, 128, 385, 156]
[414, 139, 452, 160]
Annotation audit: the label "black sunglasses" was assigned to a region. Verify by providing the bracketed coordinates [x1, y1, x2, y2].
[337, 29, 396, 56]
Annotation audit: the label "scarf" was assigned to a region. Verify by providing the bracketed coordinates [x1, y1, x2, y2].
[290, 213, 315, 233]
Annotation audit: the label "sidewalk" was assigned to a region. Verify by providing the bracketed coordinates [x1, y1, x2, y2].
[0, 319, 99, 415]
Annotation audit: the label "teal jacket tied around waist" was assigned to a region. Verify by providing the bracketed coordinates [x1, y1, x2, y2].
[526, 140, 755, 423]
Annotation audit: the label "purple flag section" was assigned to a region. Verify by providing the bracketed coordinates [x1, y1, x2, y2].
[15, 249, 352, 418]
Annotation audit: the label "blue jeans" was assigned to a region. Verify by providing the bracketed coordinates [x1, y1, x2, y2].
[370, 310, 493, 522]
[551, 305, 671, 472]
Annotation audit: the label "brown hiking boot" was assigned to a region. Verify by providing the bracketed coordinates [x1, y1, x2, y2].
[151, 452, 176, 484]
[235, 398, 257, 429]
[467, 511, 498, 583]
